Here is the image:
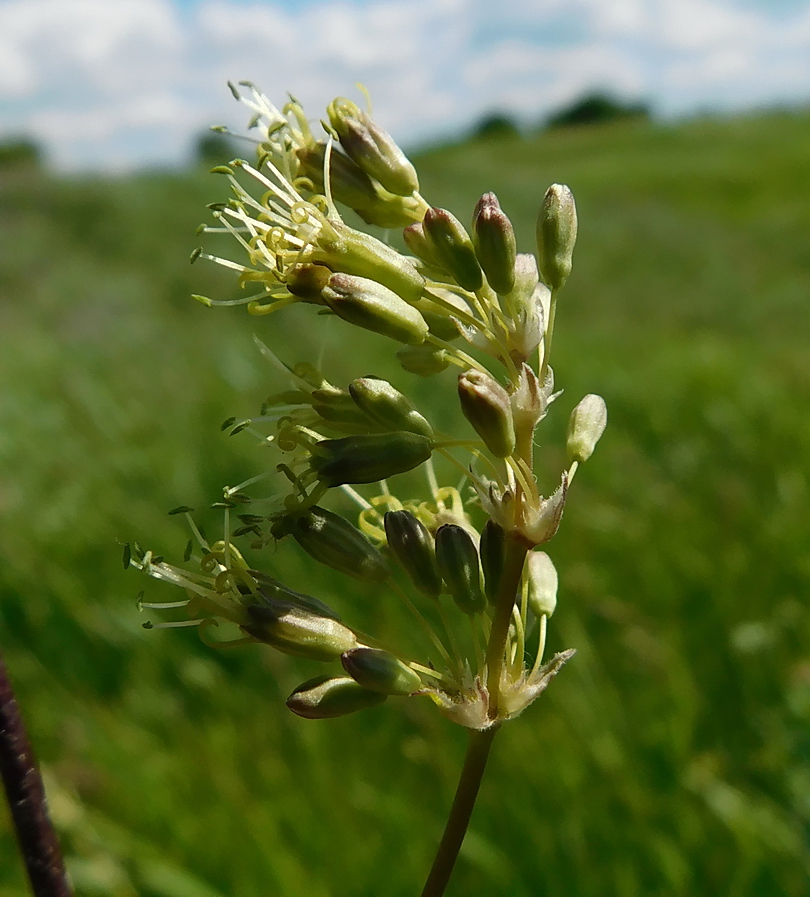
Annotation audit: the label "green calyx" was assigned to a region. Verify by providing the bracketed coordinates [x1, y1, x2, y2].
[341, 647, 422, 695]
[423, 207, 484, 293]
[479, 520, 507, 606]
[286, 675, 388, 719]
[384, 510, 442, 600]
[349, 377, 433, 438]
[286, 506, 390, 582]
[536, 184, 578, 292]
[396, 344, 450, 376]
[243, 602, 357, 661]
[310, 431, 434, 487]
[435, 524, 486, 615]
[457, 369, 516, 458]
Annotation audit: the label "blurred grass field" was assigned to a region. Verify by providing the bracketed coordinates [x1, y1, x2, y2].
[1, 107, 809, 896]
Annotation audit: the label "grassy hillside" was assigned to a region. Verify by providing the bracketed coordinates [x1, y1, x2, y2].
[1, 108, 809, 896]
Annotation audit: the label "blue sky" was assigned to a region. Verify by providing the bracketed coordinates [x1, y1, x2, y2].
[1, 0, 809, 172]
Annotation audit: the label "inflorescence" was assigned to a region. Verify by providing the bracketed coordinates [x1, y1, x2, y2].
[126, 81, 607, 729]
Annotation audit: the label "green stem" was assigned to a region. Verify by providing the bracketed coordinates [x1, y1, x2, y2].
[485, 536, 529, 720]
[419, 726, 498, 897]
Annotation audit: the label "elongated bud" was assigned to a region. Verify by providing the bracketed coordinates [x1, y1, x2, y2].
[536, 184, 577, 291]
[287, 675, 387, 719]
[243, 602, 357, 661]
[310, 221, 424, 304]
[458, 370, 516, 458]
[384, 510, 442, 599]
[287, 506, 389, 582]
[311, 387, 376, 431]
[310, 431, 433, 486]
[525, 551, 558, 617]
[396, 344, 450, 376]
[349, 377, 433, 438]
[341, 648, 422, 695]
[323, 274, 428, 346]
[472, 193, 516, 294]
[423, 208, 484, 292]
[435, 524, 486, 614]
[327, 97, 419, 196]
[566, 394, 607, 462]
[479, 520, 506, 605]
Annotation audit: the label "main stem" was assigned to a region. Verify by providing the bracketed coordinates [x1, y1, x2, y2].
[419, 726, 498, 897]
[0, 649, 73, 897]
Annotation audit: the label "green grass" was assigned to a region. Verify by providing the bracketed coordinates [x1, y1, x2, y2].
[1, 108, 810, 896]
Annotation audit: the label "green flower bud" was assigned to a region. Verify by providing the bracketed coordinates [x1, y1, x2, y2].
[566, 394, 607, 463]
[327, 97, 419, 197]
[288, 506, 390, 582]
[479, 520, 506, 606]
[458, 370, 516, 458]
[310, 221, 425, 304]
[296, 144, 422, 229]
[322, 273, 428, 346]
[472, 192, 516, 295]
[414, 288, 469, 341]
[341, 647, 422, 695]
[310, 431, 434, 487]
[396, 344, 450, 377]
[525, 551, 558, 617]
[384, 510, 442, 599]
[435, 524, 486, 615]
[536, 184, 577, 291]
[349, 377, 433, 438]
[243, 602, 357, 661]
[287, 675, 387, 719]
[311, 386, 378, 431]
[423, 208, 484, 292]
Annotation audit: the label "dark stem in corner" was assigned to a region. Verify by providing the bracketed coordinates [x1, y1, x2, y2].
[0, 648, 73, 897]
[419, 726, 498, 897]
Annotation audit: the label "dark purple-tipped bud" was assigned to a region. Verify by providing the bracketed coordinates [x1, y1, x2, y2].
[422, 208, 484, 292]
[472, 192, 516, 295]
[384, 510, 442, 599]
[435, 524, 486, 615]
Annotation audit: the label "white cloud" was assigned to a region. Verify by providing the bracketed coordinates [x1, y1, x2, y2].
[0, 0, 808, 171]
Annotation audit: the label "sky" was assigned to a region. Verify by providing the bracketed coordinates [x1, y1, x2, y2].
[0, 0, 809, 172]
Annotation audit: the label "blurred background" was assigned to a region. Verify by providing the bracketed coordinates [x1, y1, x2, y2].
[1, 1, 810, 895]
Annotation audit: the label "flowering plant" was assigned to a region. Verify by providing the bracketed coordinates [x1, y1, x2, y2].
[127, 82, 607, 897]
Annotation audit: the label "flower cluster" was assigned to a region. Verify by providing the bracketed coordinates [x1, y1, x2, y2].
[128, 82, 607, 729]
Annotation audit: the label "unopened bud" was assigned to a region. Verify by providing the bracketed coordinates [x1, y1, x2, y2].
[566, 394, 607, 462]
[435, 524, 486, 615]
[311, 386, 377, 431]
[384, 510, 442, 599]
[423, 208, 484, 292]
[403, 221, 441, 268]
[472, 193, 516, 295]
[341, 647, 422, 695]
[536, 184, 577, 291]
[243, 602, 357, 661]
[288, 506, 389, 582]
[479, 520, 506, 606]
[349, 377, 433, 438]
[323, 274, 428, 346]
[250, 573, 341, 621]
[525, 551, 558, 617]
[287, 675, 387, 719]
[396, 344, 450, 377]
[458, 370, 516, 458]
[310, 431, 433, 486]
[327, 97, 419, 196]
